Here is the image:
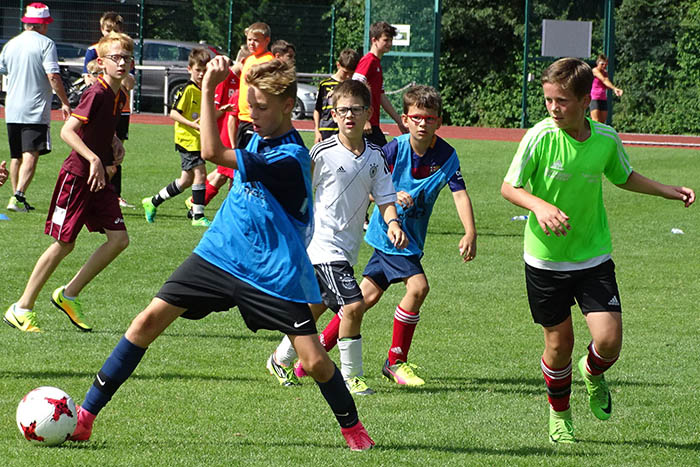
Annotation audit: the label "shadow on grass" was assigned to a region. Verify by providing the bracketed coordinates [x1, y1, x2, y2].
[0, 369, 260, 384]
[429, 229, 522, 238]
[579, 438, 700, 452]
[42, 327, 279, 342]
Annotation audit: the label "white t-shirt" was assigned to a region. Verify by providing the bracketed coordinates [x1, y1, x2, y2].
[306, 135, 397, 265]
[0, 30, 59, 124]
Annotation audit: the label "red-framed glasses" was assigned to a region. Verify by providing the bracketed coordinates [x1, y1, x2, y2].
[406, 114, 439, 125]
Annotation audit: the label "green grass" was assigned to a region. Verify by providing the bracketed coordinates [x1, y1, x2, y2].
[0, 121, 698, 465]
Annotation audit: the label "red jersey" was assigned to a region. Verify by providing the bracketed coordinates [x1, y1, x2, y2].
[214, 70, 241, 148]
[353, 52, 384, 126]
[62, 77, 127, 178]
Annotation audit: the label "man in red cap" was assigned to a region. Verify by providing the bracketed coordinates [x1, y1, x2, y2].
[0, 2, 71, 212]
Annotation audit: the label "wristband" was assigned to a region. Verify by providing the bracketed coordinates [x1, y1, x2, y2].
[387, 218, 401, 226]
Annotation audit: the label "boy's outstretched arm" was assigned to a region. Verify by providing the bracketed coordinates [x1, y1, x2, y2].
[60, 118, 106, 192]
[380, 94, 408, 134]
[501, 181, 571, 237]
[377, 201, 408, 249]
[201, 56, 239, 169]
[616, 171, 695, 208]
[452, 189, 477, 262]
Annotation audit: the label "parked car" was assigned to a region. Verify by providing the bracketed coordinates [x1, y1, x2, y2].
[293, 82, 317, 120]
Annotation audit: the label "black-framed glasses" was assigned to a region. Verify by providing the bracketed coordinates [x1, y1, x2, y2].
[334, 105, 368, 117]
[104, 54, 133, 64]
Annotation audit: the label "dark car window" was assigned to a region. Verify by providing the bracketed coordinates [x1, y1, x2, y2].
[145, 44, 180, 61]
[178, 47, 191, 62]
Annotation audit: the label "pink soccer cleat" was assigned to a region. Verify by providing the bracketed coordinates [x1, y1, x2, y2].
[341, 421, 375, 451]
[68, 404, 96, 441]
[293, 360, 308, 379]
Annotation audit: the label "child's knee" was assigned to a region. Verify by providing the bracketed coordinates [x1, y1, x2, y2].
[108, 233, 130, 251]
[408, 282, 430, 301]
[302, 352, 334, 382]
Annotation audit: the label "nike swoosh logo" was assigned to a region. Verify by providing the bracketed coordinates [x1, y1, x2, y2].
[335, 412, 349, 417]
[96, 374, 106, 386]
[602, 393, 612, 414]
[293, 320, 311, 328]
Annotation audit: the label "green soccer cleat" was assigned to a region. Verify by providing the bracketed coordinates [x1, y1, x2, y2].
[51, 286, 92, 332]
[578, 355, 612, 420]
[7, 195, 28, 212]
[185, 196, 194, 219]
[266, 353, 300, 387]
[549, 407, 575, 444]
[345, 376, 376, 396]
[3, 303, 41, 332]
[142, 197, 157, 223]
[382, 359, 425, 386]
[191, 216, 211, 227]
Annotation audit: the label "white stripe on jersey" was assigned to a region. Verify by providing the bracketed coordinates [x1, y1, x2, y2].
[306, 135, 397, 265]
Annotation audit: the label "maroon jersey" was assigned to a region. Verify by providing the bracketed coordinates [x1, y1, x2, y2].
[353, 52, 383, 127]
[62, 77, 127, 178]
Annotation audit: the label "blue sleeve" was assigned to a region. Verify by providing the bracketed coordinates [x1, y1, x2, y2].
[448, 167, 467, 192]
[82, 48, 98, 74]
[236, 147, 308, 221]
[382, 139, 398, 171]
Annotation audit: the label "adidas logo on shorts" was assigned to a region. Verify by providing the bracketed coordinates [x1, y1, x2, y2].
[607, 296, 620, 307]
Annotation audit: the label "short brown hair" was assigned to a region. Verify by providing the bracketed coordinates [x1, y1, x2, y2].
[100, 11, 123, 33]
[402, 85, 442, 115]
[246, 59, 297, 102]
[541, 57, 593, 100]
[188, 47, 211, 68]
[370, 21, 397, 40]
[271, 39, 295, 57]
[245, 22, 271, 38]
[596, 53, 608, 64]
[96, 32, 134, 57]
[331, 79, 370, 108]
[337, 48, 360, 71]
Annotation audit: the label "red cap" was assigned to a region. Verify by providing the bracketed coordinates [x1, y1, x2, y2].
[21, 3, 53, 25]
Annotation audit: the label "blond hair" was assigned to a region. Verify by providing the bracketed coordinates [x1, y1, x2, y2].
[244, 22, 271, 38]
[541, 57, 593, 100]
[96, 32, 134, 57]
[246, 59, 296, 102]
[86, 59, 101, 74]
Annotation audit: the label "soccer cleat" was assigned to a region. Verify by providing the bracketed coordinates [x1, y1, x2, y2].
[51, 286, 92, 332]
[68, 404, 95, 441]
[3, 303, 41, 332]
[382, 359, 425, 386]
[266, 353, 300, 387]
[341, 421, 375, 451]
[7, 196, 27, 212]
[293, 359, 308, 379]
[191, 216, 211, 227]
[549, 407, 575, 444]
[185, 197, 194, 219]
[346, 376, 376, 396]
[142, 197, 157, 223]
[118, 197, 135, 208]
[578, 355, 612, 420]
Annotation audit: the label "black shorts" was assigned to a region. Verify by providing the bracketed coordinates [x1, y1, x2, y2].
[156, 253, 318, 335]
[362, 249, 425, 291]
[525, 259, 622, 327]
[364, 125, 387, 147]
[589, 99, 608, 111]
[175, 146, 205, 171]
[319, 129, 338, 141]
[7, 123, 51, 158]
[116, 114, 130, 141]
[314, 262, 363, 313]
[236, 120, 255, 150]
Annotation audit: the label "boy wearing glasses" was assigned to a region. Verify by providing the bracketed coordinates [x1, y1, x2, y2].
[266, 79, 407, 395]
[316, 85, 477, 386]
[142, 48, 212, 227]
[4, 33, 133, 333]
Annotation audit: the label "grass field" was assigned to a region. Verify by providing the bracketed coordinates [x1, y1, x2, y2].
[0, 121, 698, 466]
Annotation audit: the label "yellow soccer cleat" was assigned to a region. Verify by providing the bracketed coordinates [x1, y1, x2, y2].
[4, 303, 41, 332]
[51, 286, 92, 332]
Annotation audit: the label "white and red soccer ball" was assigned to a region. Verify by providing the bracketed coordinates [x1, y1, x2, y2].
[16, 386, 77, 446]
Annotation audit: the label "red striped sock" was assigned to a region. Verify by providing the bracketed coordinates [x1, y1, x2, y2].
[585, 341, 619, 376]
[204, 179, 219, 205]
[319, 310, 342, 352]
[388, 305, 419, 365]
[541, 358, 572, 412]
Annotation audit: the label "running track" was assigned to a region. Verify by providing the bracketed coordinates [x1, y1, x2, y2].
[4, 109, 699, 149]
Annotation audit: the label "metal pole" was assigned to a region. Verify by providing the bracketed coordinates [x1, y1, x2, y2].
[364, 0, 371, 54]
[432, 0, 442, 90]
[520, 0, 531, 128]
[227, 0, 233, 57]
[19, 0, 24, 32]
[605, 0, 616, 125]
[135, 1, 145, 113]
[329, 5, 335, 74]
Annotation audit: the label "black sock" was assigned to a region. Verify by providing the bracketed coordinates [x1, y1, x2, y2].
[315, 366, 359, 428]
[152, 180, 181, 207]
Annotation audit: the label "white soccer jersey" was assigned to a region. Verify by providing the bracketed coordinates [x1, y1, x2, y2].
[307, 135, 397, 265]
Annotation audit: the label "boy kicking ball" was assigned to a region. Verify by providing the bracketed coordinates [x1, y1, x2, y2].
[266, 79, 407, 395]
[67, 58, 375, 451]
[501, 57, 694, 443]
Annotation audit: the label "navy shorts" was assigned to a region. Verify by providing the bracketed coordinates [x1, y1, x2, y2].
[364, 125, 387, 147]
[156, 253, 318, 335]
[525, 259, 622, 327]
[362, 249, 425, 291]
[589, 99, 608, 111]
[314, 261, 363, 313]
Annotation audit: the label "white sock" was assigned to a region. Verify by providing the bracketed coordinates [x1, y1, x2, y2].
[275, 336, 297, 366]
[338, 337, 363, 380]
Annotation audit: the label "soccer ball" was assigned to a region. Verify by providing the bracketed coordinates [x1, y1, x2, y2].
[16, 386, 78, 446]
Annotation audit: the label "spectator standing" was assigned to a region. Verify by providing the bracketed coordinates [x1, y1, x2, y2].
[0, 2, 71, 212]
